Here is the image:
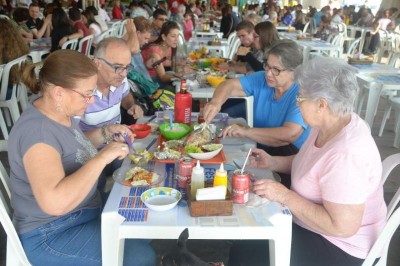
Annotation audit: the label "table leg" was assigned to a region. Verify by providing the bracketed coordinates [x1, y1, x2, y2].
[245, 96, 254, 128]
[269, 229, 292, 266]
[359, 29, 367, 53]
[102, 212, 126, 266]
[364, 82, 383, 128]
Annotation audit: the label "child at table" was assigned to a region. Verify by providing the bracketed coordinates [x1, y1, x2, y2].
[183, 11, 194, 41]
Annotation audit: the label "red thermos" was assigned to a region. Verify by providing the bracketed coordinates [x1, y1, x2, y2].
[174, 80, 192, 125]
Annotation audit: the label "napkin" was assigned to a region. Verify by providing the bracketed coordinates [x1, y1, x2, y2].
[246, 193, 270, 208]
[196, 186, 226, 201]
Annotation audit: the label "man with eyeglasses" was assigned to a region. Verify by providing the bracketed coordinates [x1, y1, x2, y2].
[150, 8, 169, 42]
[203, 39, 310, 188]
[79, 36, 143, 137]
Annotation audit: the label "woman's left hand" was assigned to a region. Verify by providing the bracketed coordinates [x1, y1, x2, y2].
[252, 179, 289, 203]
[221, 124, 248, 138]
[106, 124, 135, 143]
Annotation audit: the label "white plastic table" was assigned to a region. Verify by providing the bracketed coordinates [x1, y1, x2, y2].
[101, 136, 292, 266]
[356, 70, 400, 127]
[28, 38, 51, 63]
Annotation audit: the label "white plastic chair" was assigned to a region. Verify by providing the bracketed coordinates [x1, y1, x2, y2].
[61, 38, 79, 50]
[77, 35, 94, 56]
[302, 21, 310, 35]
[227, 38, 241, 60]
[118, 19, 128, 37]
[110, 21, 122, 37]
[98, 28, 115, 42]
[0, 55, 30, 134]
[346, 38, 361, 58]
[360, 153, 400, 266]
[0, 14, 10, 20]
[227, 31, 237, 48]
[0, 144, 32, 266]
[362, 206, 400, 266]
[337, 22, 355, 52]
[379, 97, 400, 147]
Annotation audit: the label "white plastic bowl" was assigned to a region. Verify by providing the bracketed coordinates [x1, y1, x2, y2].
[188, 145, 223, 160]
[141, 187, 181, 211]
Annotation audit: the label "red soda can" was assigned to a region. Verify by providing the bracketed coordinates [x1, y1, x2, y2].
[231, 170, 250, 204]
[178, 157, 195, 189]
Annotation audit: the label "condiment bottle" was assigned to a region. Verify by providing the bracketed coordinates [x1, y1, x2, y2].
[174, 79, 192, 125]
[191, 160, 205, 199]
[213, 163, 228, 196]
[198, 103, 205, 123]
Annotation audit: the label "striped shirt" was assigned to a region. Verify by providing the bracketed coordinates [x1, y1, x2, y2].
[79, 78, 130, 131]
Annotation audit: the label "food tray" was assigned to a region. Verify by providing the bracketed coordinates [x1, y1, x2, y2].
[348, 57, 373, 65]
[155, 135, 227, 164]
[187, 183, 233, 217]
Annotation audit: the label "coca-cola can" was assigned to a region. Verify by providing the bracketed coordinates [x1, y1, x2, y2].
[231, 170, 250, 204]
[177, 157, 194, 189]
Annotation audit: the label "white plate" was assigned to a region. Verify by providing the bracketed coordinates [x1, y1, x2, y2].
[188, 146, 223, 160]
[113, 164, 165, 187]
[141, 187, 181, 211]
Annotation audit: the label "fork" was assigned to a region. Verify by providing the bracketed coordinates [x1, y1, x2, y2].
[121, 133, 146, 164]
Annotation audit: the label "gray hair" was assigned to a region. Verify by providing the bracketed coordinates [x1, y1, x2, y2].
[265, 39, 303, 71]
[295, 57, 359, 116]
[94, 37, 127, 58]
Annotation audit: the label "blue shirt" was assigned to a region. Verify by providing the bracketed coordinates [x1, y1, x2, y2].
[131, 52, 152, 81]
[240, 71, 310, 149]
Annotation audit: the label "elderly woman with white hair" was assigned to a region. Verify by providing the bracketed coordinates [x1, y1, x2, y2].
[229, 57, 387, 266]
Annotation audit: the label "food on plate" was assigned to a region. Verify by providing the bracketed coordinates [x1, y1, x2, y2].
[185, 145, 203, 154]
[164, 140, 184, 150]
[202, 143, 223, 152]
[154, 148, 181, 160]
[127, 150, 153, 164]
[207, 75, 226, 87]
[185, 126, 213, 146]
[125, 167, 159, 186]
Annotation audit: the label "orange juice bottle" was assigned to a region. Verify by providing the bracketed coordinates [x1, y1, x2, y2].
[213, 163, 228, 196]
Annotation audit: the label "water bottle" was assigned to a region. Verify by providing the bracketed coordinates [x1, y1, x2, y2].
[174, 79, 192, 125]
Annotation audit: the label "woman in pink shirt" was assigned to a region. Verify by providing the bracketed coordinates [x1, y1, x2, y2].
[229, 57, 387, 266]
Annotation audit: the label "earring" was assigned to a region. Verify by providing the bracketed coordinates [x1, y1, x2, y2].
[317, 109, 321, 113]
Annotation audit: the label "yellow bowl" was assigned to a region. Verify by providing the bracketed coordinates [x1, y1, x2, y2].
[207, 75, 226, 87]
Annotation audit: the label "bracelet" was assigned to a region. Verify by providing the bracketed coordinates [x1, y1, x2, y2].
[101, 125, 112, 144]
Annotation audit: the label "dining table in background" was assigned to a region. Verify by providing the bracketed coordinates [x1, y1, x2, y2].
[279, 32, 342, 62]
[101, 124, 293, 266]
[187, 38, 229, 58]
[355, 68, 400, 128]
[28, 38, 51, 63]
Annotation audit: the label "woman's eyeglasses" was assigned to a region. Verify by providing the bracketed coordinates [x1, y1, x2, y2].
[263, 62, 287, 76]
[296, 96, 309, 105]
[70, 88, 97, 103]
[97, 58, 134, 74]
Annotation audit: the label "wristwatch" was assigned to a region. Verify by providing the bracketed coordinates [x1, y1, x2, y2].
[101, 125, 112, 144]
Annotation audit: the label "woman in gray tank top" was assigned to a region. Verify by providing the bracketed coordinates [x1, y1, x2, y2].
[8, 50, 155, 266]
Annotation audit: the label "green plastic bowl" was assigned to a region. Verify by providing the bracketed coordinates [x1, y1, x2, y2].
[160, 123, 191, 140]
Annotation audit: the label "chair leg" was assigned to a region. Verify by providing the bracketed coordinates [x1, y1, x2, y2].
[379, 104, 392, 137]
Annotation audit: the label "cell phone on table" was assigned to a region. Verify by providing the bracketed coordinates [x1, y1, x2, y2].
[151, 56, 167, 69]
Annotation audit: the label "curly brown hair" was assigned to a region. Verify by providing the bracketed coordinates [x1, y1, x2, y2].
[0, 19, 30, 83]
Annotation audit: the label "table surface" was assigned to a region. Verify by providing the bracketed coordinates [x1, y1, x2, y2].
[102, 124, 292, 266]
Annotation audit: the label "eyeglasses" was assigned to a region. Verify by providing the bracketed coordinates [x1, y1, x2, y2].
[97, 58, 134, 74]
[296, 96, 309, 105]
[263, 62, 287, 76]
[70, 88, 97, 103]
